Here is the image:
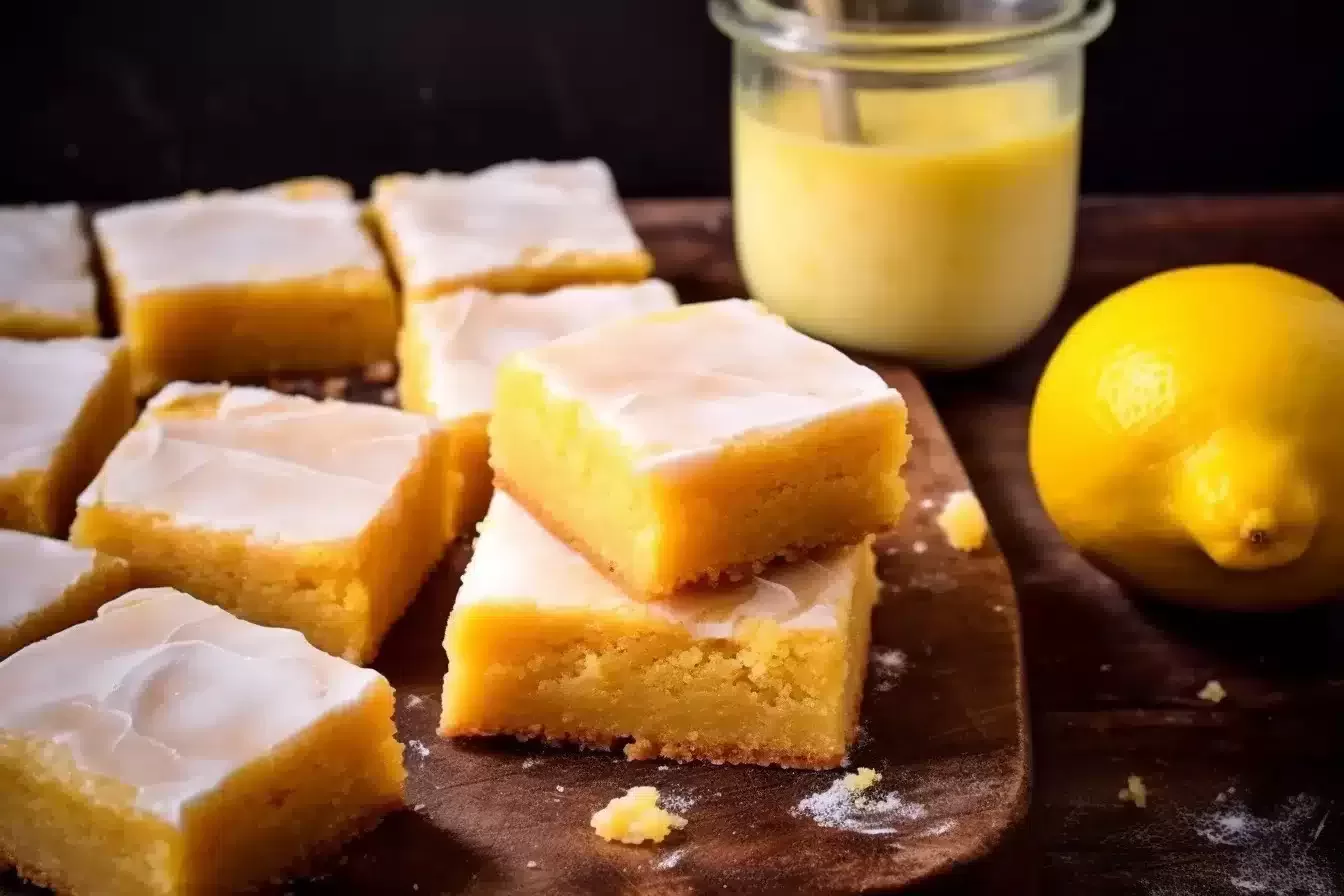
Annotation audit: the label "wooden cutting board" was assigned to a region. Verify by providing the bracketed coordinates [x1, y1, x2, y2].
[2, 200, 1028, 896]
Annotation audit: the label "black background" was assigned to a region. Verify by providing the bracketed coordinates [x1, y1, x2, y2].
[2, 0, 1341, 202]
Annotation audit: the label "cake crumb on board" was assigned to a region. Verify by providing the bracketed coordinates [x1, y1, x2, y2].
[591, 787, 688, 844]
[843, 767, 882, 793]
[1119, 775, 1148, 808]
[1198, 680, 1228, 703]
[936, 490, 988, 552]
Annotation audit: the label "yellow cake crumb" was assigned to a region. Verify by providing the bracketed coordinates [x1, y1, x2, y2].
[1197, 679, 1227, 703]
[937, 490, 988, 552]
[1118, 775, 1148, 808]
[842, 767, 882, 793]
[590, 787, 688, 844]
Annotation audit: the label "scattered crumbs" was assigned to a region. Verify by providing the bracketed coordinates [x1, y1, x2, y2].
[321, 376, 348, 399]
[380, 387, 398, 406]
[591, 787, 688, 844]
[364, 359, 397, 384]
[408, 740, 431, 760]
[911, 539, 928, 555]
[919, 498, 936, 510]
[713, 792, 722, 798]
[793, 775, 926, 834]
[843, 767, 882, 793]
[991, 604, 1005, 613]
[654, 847, 687, 870]
[412, 885, 418, 892]
[657, 765, 670, 771]
[404, 694, 424, 709]
[1100, 664, 1112, 672]
[525, 861, 538, 869]
[936, 490, 988, 552]
[1131, 790, 1336, 896]
[552, 798, 561, 803]
[556, 785, 565, 793]
[412, 803, 426, 812]
[1119, 775, 1148, 808]
[521, 758, 541, 770]
[1198, 680, 1228, 704]
[869, 647, 908, 693]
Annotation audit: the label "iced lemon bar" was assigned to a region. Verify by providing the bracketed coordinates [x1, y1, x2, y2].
[371, 159, 652, 301]
[93, 181, 397, 395]
[0, 204, 99, 339]
[441, 494, 877, 768]
[0, 529, 130, 658]
[397, 279, 678, 535]
[0, 338, 135, 536]
[491, 298, 909, 597]
[0, 587, 405, 896]
[71, 383, 451, 663]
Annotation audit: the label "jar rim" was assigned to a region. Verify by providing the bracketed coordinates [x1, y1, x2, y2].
[709, 0, 1113, 72]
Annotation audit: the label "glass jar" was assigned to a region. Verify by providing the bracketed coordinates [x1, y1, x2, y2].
[710, 0, 1113, 368]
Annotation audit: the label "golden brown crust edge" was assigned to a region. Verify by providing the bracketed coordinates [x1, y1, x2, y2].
[438, 720, 849, 771]
[494, 474, 880, 601]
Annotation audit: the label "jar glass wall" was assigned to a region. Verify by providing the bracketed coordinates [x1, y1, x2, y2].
[711, 0, 1113, 368]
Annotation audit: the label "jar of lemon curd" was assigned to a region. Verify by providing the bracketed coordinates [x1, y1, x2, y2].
[710, 0, 1113, 368]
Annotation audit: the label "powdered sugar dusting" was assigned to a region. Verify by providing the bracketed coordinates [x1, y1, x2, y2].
[1136, 789, 1337, 896]
[654, 847, 687, 870]
[870, 648, 908, 693]
[404, 694, 424, 709]
[659, 791, 696, 814]
[793, 777, 927, 834]
[407, 739, 431, 760]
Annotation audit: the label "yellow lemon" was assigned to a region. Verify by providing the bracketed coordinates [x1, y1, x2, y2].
[1029, 264, 1344, 610]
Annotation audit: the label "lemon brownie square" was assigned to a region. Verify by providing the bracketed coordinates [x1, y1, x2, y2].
[0, 587, 405, 896]
[371, 159, 652, 301]
[0, 204, 99, 339]
[0, 338, 135, 536]
[0, 530, 130, 658]
[92, 182, 397, 395]
[441, 493, 877, 768]
[490, 298, 910, 598]
[70, 383, 451, 663]
[397, 279, 678, 536]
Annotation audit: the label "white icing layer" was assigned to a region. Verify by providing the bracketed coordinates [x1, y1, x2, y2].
[0, 530, 100, 633]
[93, 190, 384, 298]
[515, 299, 904, 470]
[0, 338, 119, 477]
[78, 384, 436, 544]
[0, 204, 97, 320]
[458, 493, 860, 638]
[373, 159, 645, 290]
[409, 280, 678, 421]
[0, 587, 386, 825]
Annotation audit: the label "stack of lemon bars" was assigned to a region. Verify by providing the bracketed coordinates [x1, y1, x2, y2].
[0, 159, 909, 895]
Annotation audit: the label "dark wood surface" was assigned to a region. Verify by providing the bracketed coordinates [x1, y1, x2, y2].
[2, 203, 1031, 894]
[4, 195, 1341, 894]
[619, 197, 1344, 894]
